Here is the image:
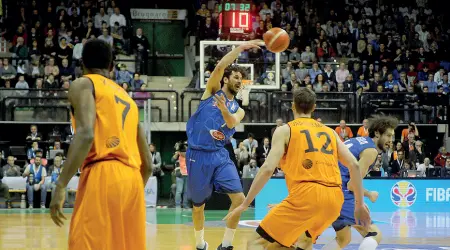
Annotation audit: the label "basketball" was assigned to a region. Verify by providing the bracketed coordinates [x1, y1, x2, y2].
[263, 27, 290, 53]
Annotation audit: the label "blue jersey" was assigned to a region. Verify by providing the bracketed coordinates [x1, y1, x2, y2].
[338, 137, 377, 190]
[186, 90, 240, 151]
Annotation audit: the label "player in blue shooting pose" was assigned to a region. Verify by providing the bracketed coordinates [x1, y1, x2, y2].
[186, 40, 263, 250]
[321, 115, 398, 250]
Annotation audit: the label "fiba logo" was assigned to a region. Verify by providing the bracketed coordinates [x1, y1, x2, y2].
[391, 181, 417, 208]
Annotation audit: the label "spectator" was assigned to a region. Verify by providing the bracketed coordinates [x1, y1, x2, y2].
[15, 74, 30, 97]
[44, 74, 58, 89]
[98, 28, 113, 47]
[72, 38, 86, 66]
[111, 21, 125, 50]
[300, 46, 316, 63]
[116, 64, 132, 84]
[81, 20, 96, 40]
[131, 73, 144, 90]
[295, 61, 309, 82]
[256, 137, 270, 166]
[29, 40, 41, 62]
[401, 122, 419, 142]
[423, 73, 438, 93]
[57, 37, 72, 66]
[199, 17, 218, 41]
[23, 156, 47, 209]
[417, 157, 433, 177]
[49, 155, 70, 207]
[0, 170, 12, 208]
[434, 146, 450, 167]
[149, 143, 162, 177]
[26, 125, 42, 141]
[243, 133, 258, 158]
[95, 7, 110, 29]
[308, 62, 323, 83]
[0, 59, 17, 80]
[336, 62, 350, 84]
[131, 28, 150, 74]
[390, 150, 405, 177]
[10, 36, 29, 60]
[59, 59, 75, 83]
[44, 57, 60, 78]
[317, 41, 336, 62]
[335, 120, 353, 141]
[235, 142, 249, 170]
[288, 46, 301, 64]
[2, 156, 21, 177]
[242, 159, 259, 179]
[110, 7, 126, 28]
[357, 119, 369, 137]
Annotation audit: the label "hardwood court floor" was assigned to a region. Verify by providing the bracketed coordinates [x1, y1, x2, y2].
[0, 208, 449, 249]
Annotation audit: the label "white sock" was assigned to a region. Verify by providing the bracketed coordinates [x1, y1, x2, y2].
[359, 237, 378, 250]
[195, 229, 205, 249]
[321, 239, 342, 250]
[222, 227, 236, 247]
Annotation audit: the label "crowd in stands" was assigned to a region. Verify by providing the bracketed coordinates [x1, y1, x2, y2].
[195, 0, 450, 123]
[0, 0, 152, 96]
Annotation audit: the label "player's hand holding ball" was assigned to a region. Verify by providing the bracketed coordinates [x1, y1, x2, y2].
[263, 27, 290, 53]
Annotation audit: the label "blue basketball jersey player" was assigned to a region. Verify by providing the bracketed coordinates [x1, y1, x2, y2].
[321, 116, 398, 250]
[186, 40, 262, 250]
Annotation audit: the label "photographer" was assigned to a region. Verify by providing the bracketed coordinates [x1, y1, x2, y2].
[172, 141, 190, 209]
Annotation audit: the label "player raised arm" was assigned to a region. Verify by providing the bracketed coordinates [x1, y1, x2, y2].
[202, 40, 263, 100]
[50, 77, 96, 226]
[223, 125, 289, 220]
[333, 131, 371, 229]
[137, 124, 153, 185]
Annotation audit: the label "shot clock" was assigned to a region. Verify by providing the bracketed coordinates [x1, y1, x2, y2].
[218, 1, 253, 35]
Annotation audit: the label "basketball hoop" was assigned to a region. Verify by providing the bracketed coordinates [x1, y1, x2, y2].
[237, 80, 252, 106]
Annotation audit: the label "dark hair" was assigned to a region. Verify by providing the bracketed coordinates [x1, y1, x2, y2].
[220, 64, 246, 86]
[82, 39, 112, 70]
[367, 115, 399, 138]
[247, 133, 255, 139]
[293, 88, 316, 114]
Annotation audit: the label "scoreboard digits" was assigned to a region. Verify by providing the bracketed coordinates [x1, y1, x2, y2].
[218, 1, 252, 35]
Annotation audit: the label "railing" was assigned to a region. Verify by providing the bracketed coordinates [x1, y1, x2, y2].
[359, 92, 449, 123]
[1, 88, 449, 124]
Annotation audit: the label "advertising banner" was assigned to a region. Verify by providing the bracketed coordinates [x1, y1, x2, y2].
[255, 178, 450, 218]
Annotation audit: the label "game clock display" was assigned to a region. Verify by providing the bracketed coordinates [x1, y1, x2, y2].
[218, 1, 252, 35]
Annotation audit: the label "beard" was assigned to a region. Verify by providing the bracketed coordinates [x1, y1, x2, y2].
[377, 140, 386, 152]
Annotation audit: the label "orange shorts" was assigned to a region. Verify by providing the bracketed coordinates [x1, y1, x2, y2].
[68, 161, 146, 250]
[259, 182, 344, 247]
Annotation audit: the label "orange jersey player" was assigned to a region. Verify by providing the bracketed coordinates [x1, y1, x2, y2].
[224, 88, 371, 250]
[49, 39, 152, 250]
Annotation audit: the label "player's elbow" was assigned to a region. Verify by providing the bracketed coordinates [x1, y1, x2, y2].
[260, 164, 275, 176]
[77, 127, 95, 143]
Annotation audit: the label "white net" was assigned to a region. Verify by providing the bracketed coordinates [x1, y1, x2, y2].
[199, 40, 281, 90]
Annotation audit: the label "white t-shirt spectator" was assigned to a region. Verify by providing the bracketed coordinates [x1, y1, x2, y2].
[243, 138, 258, 156]
[417, 163, 433, 177]
[110, 13, 126, 27]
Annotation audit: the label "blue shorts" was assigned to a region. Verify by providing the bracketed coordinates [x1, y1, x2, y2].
[332, 191, 356, 231]
[186, 147, 243, 206]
